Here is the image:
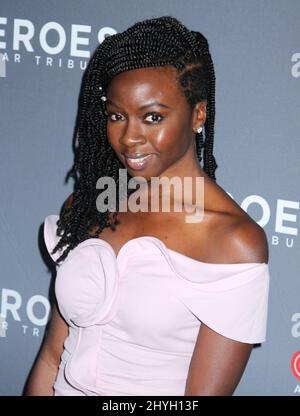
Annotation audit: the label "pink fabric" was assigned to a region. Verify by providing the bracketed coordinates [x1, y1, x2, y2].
[44, 214, 270, 396]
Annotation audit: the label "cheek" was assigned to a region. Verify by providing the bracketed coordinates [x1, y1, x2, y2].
[152, 126, 186, 153]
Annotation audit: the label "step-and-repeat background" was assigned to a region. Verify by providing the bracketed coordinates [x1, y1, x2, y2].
[0, 0, 299, 396]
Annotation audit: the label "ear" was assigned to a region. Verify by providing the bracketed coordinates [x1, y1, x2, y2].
[192, 100, 207, 133]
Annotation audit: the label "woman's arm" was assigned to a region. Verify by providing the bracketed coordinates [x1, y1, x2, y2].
[25, 194, 74, 395]
[24, 302, 68, 396]
[185, 218, 268, 395]
[184, 323, 253, 395]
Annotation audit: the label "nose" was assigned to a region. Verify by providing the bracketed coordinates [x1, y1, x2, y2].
[119, 118, 147, 148]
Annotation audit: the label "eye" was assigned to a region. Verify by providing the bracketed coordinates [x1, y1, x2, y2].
[104, 110, 164, 124]
[104, 111, 124, 122]
[145, 112, 164, 124]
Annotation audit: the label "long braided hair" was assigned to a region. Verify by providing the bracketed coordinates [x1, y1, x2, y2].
[50, 15, 218, 265]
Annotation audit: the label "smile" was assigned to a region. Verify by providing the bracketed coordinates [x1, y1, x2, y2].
[125, 154, 154, 170]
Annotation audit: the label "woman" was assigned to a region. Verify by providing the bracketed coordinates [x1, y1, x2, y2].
[25, 16, 270, 396]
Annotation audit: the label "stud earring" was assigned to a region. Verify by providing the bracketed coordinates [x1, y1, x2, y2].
[196, 126, 203, 134]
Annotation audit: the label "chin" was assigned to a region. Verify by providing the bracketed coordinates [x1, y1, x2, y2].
[127, 170, 153, 183]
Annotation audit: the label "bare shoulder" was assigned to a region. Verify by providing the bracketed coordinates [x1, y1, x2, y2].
[63, 192, 74, 209]
[201, 179, 269, 265]
[213, 213, 269, 264]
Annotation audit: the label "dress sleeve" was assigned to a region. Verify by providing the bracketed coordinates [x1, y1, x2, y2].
[177, 262, 270, 344]
[43, 214, 62, 263]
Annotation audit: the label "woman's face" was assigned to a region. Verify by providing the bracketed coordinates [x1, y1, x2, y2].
[105, 66, 205, 181]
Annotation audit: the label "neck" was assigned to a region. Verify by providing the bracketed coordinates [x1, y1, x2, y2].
[130, 143, 207, 212]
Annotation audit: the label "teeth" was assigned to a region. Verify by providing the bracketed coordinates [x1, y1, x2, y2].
[127, 155, 149, 162]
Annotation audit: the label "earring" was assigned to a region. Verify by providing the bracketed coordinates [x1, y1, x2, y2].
[196, 126, 203, 134]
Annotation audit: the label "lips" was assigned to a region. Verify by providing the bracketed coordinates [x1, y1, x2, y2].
[124, 152, 150, 158]
[124, 153, 154, 170]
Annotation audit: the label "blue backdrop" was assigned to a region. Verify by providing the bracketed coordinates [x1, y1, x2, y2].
[0, 0, 300, 396]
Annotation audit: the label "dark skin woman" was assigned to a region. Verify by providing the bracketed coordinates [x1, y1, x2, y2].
[25, 16, 269, 396]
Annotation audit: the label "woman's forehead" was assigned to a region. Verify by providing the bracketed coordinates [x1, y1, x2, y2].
[107, 66, 181, 99]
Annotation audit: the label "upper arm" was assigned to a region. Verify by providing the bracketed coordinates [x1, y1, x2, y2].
[184, 323, 253, 395]
[185, 217, 268, 395]
[24, 303, 68, 395]
[39, 302, 69, 368]
[39, 197, 72, 367]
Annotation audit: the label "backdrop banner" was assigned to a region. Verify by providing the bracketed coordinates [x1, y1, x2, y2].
[0, 0, 299, 396]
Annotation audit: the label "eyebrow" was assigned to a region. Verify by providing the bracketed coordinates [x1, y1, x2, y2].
[106, 99, 171, 110]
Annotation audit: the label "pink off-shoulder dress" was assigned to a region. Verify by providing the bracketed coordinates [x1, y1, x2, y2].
[43, 214, 270, 396]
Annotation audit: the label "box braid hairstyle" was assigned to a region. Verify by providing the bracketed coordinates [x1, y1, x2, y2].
[50, 15, 218, 265]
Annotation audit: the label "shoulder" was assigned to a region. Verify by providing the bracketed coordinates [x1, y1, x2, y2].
[218, 214, 269, 264]
[199, 178, 269, 265]
[63, 193, 74, 209]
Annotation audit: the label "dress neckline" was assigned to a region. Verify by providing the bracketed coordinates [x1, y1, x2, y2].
[49, 214, 267, 268]
[73, 234, 267, 268]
